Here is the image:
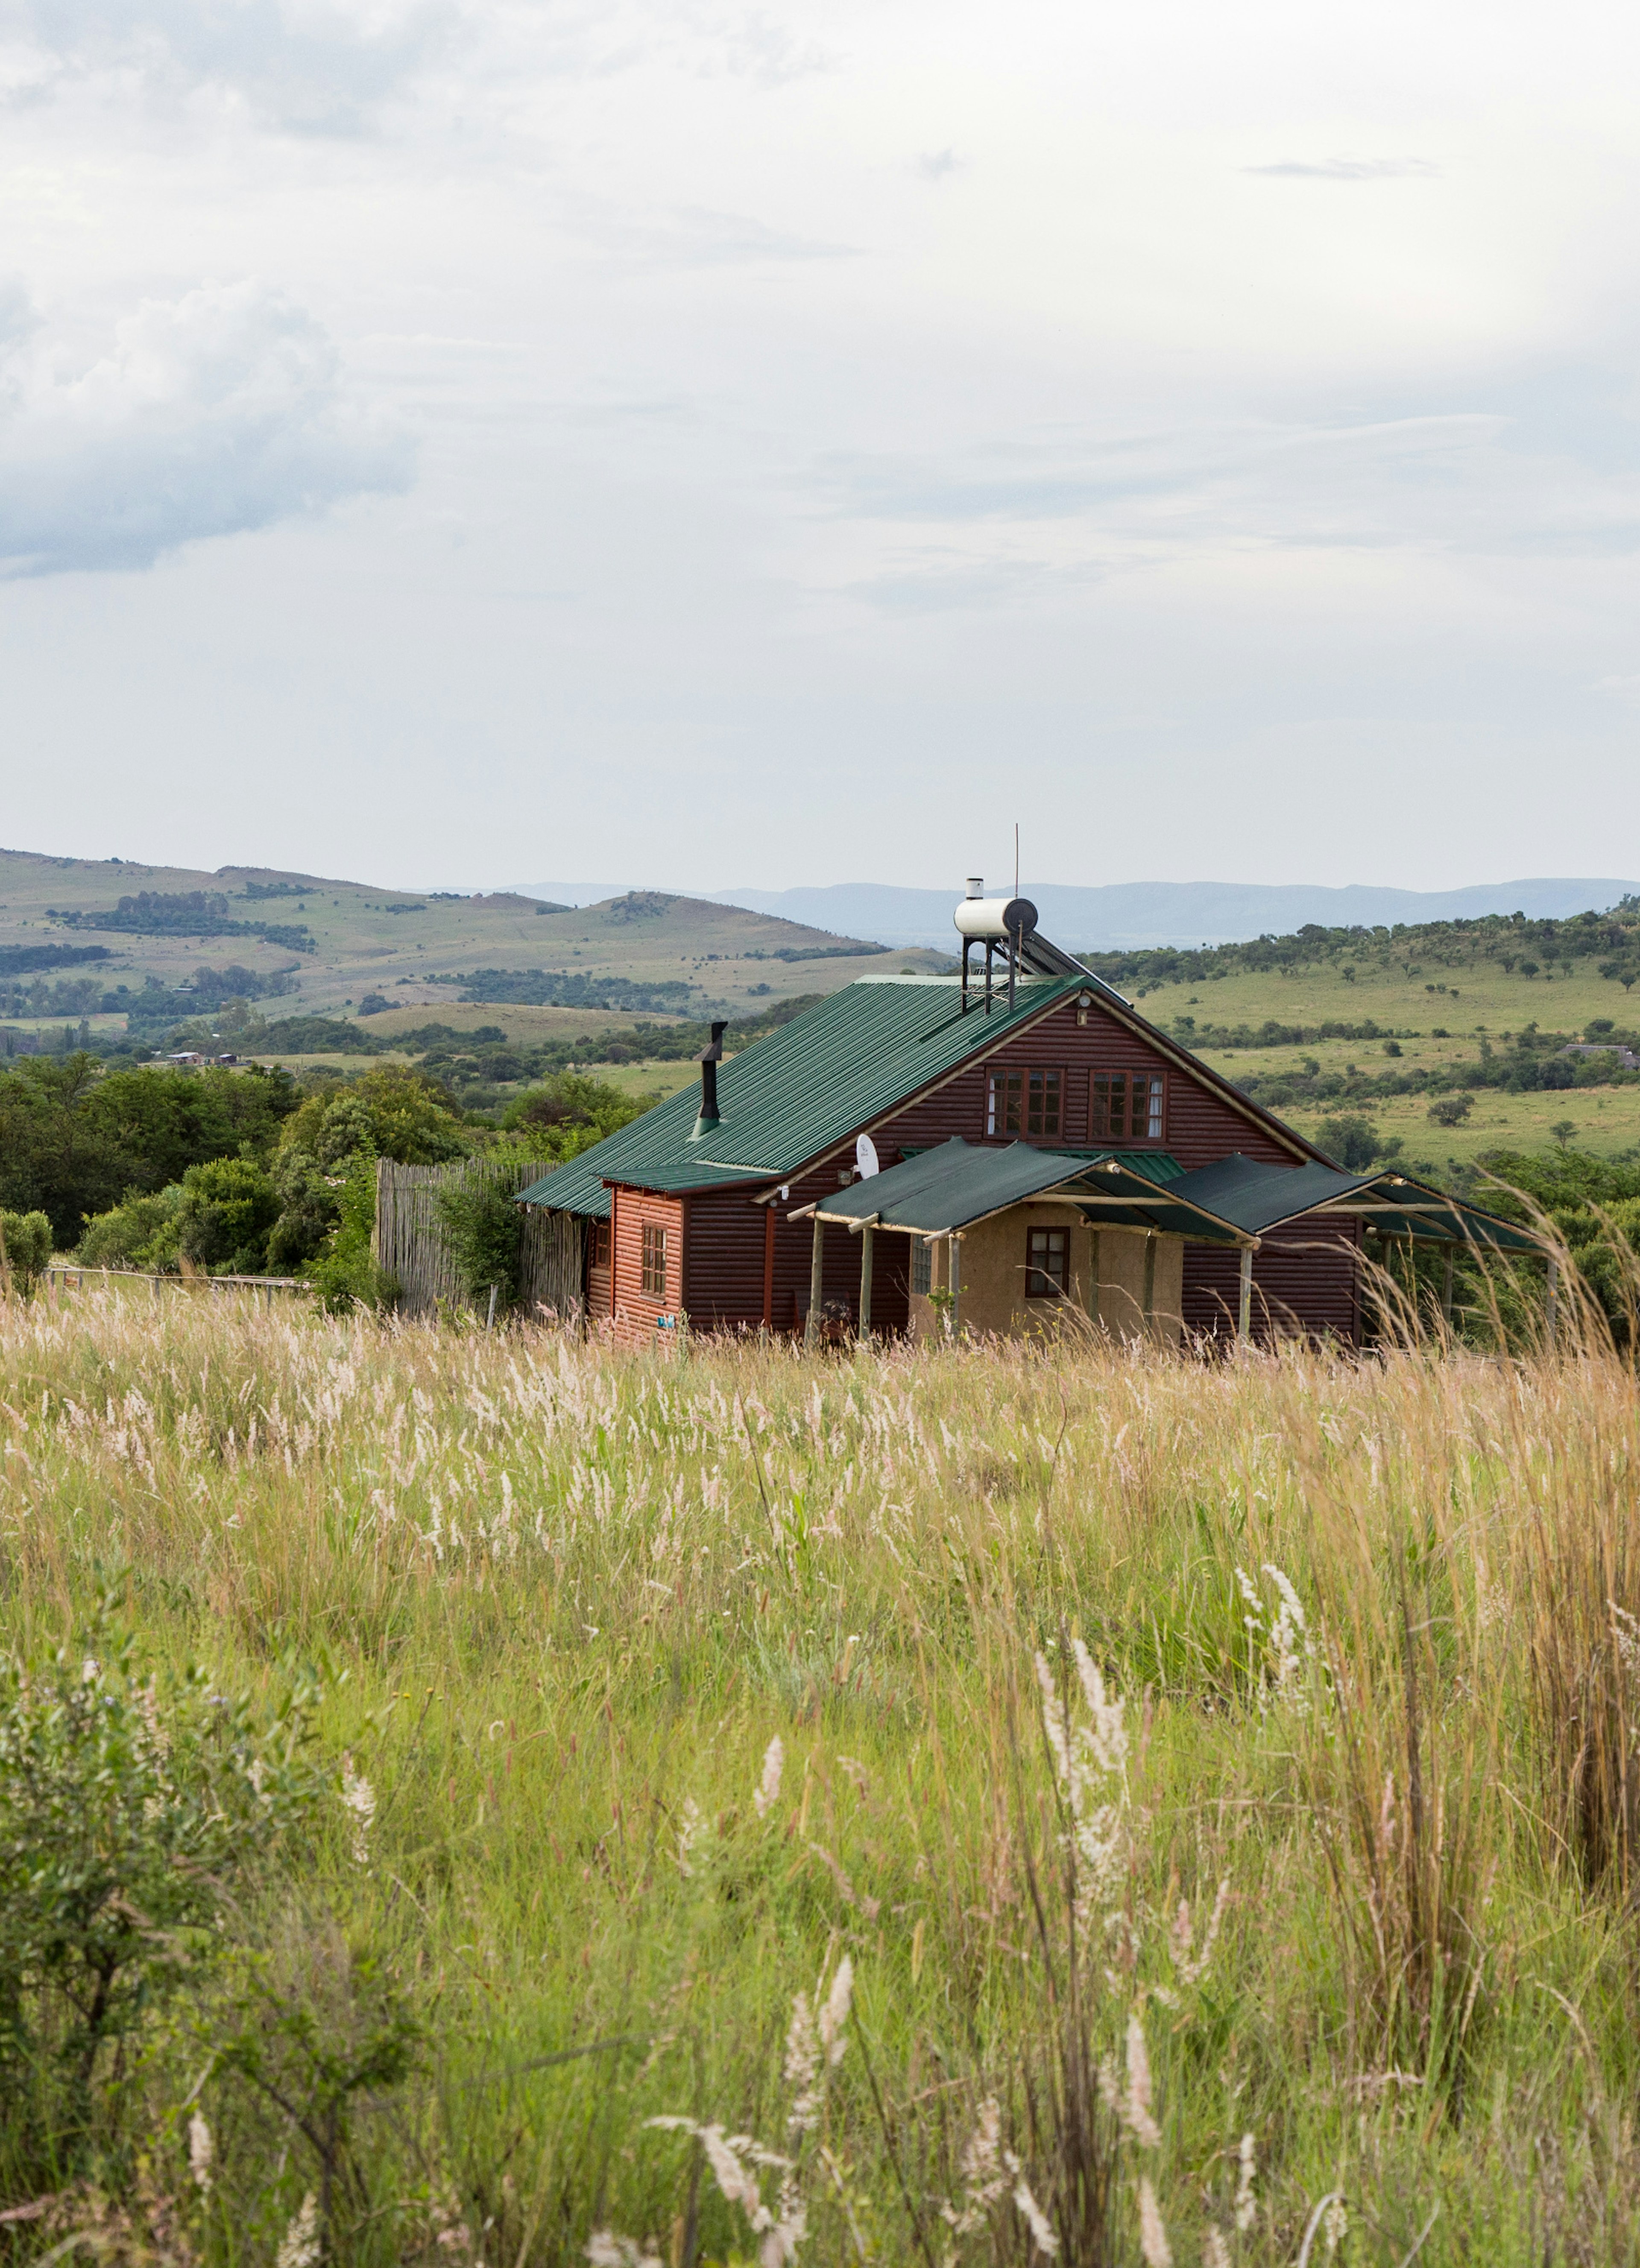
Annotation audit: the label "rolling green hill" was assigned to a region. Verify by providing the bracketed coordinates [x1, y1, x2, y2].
[0, 848, 942, 1054]
[1084, 904, 1640, 1175]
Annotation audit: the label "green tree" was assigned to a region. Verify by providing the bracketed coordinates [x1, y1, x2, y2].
[498, 1071, 646, 1162]
[1429, 1094, 1473, 1127]
[0, 1055, 127, 1243]
[1315, 1113, 1382, 1171]
[174, 1157, 281, 1273]
[0, 1208, 53, 1295]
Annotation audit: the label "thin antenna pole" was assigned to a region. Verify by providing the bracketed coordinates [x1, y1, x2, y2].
[1014, 822, 1019, 900]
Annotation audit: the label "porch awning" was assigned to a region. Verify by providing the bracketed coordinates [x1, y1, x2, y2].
[794, 1139, 1543, 1255]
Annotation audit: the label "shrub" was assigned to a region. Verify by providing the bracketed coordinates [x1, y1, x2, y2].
[0, 1601, 324, 2158]
[0, 1207, 53, 1296]
[75, 1188, 182, 1273]
[433, 1169, 522, 1313]
[303, 1153, 397, 1312]
[174, 1157, 280, 1274]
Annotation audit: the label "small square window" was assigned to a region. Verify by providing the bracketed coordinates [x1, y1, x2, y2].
[912, 1239, 932, 1296]
[641, 1222, 668, 1299]
[1026, 1226, 1069, 1299]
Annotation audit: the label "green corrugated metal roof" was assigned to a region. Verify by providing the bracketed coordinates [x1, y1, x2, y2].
[513, 975, 1088, 1219]
[1162, 1154, 1540, 1249]
[802, 1139, 1195, 1236]
[799, 1141, 1546, 1254]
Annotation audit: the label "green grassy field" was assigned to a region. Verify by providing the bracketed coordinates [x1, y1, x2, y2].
[1132, 947, 1640, 1166]
[6, 1285, 1640, 2265]
[1131, 955, 1629, 1035]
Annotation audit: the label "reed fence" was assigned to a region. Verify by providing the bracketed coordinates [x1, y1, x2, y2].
[375, 1158, 585, 1323]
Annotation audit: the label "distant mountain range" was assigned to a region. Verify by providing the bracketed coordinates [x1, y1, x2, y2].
[509, 878, 1640, 953]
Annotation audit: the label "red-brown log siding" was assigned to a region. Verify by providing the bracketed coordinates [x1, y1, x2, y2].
[607, 992, 1361, 1344]
[610, 1190, 686, 1348]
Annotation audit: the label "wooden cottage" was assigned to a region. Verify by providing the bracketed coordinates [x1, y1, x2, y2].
[515, 891, 1537, 1346]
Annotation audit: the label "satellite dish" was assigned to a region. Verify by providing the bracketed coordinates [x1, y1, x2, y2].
[855, 1134, 880, 1179]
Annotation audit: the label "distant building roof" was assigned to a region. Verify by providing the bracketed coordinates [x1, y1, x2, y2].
[1562, 1041, 1640, 1069]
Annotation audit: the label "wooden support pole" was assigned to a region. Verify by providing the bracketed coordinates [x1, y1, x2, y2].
[1142, 1234, 1157, 1339]
[806, 1217, 824, 1347]
[858, 1223, 873, 1342]
[1238, 1246, 1253, 1343]
[948, 1233, 961, 1337]
[1442, 1246, 1455, 1326]
[1085, 1228, 1101, 1329]
[1546, 1253, 1559, 1349]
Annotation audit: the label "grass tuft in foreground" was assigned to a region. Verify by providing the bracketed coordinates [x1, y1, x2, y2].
[3, 1288, 1640, 2263]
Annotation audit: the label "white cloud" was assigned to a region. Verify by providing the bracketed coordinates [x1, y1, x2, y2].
[0, 0, 460, 129]
[1242, 157, 1442, 179]
[0, 279, 411, 575]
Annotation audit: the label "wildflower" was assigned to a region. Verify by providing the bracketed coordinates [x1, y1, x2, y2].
[1233, 2133, 1256, 2232]
[340, 1754, 375, 1868]
[676, 1796, 703, 1876]
[275, 2193, 321, 2268]
[1137, 2179, 1171, 2268]
[187, 2111, 214, 2195]
[1323, 2198, 1347, 2256]
[754, 1735, 785, 1818]
[818, 1955, 853, 2066]
[1122, 2011, 1161, 2148]
[586, 2237, 661, 2268]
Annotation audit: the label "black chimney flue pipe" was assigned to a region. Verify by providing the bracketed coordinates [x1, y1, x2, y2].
[696, 1019, 727, 1126]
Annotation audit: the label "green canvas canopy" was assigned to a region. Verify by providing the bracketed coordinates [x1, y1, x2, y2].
[797, 1139, 1543, 1255]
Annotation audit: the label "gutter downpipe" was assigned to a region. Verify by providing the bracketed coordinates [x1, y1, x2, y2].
[949, 1232, 961, 1338]
[858, 1224, 874, 1342]
[1237, 1245, 1254, 1343]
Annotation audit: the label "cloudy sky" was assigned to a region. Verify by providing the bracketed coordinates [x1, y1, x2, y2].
[3, 0, 1639, 893]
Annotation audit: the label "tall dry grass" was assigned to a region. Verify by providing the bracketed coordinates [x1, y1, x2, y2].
[3, 1280, 1640, 2262]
